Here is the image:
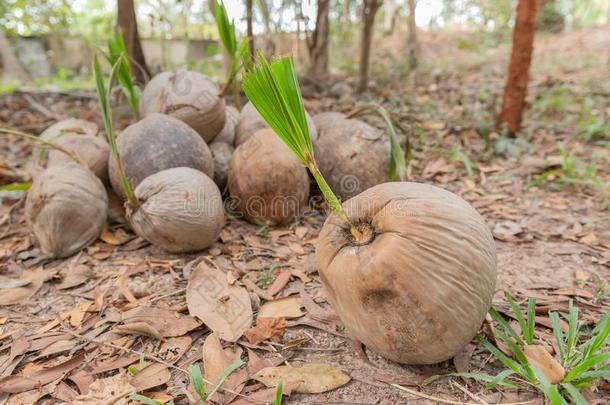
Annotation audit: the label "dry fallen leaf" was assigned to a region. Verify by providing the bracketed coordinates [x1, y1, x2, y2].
[100, 226, 131, 246]
[0, 267, 52, 306]
[72, 371, 134, 405]
[257, 296, 304, 320]
[266, 270, 291, 296]
[6, 380, 59, 405]
[244, 317, 286, 345]
[186, 262, 252, 342]
[523, 345, 565, 384]
[130, 363, 171, 391]
[254, 363, 350, 394]
[120, 306, 200, 338]
[58, 264, 94, 290]
[202, 332, 247, 403]
[114, 322, 163, 340]
[0, 276, 31, 290]
[0, 354, 84, 393]
[39, 339, 77, 357]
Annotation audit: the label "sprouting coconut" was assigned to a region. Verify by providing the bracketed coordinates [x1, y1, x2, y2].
[234, 101, 318, 147]
[228, 128, 310, 225]
[242, 54, 497, 365]
[128, 167, 224, 253]
[107, 113, 214, 200]
[139, 70, 226, 142]
[209, 141, 233, 191]
[313, 112, 390, 200]
[94, 56, 224, 253]
[25, 163, 108, 258]
[36, 134, 110, 184]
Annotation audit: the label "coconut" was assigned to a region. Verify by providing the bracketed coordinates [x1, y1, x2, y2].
[316, 182, 497, 364]
[228, 128, 310, 225]
[313, 112, 390, 200]
[139, 70, 226, 142]
[127, 167, 224, 253]
[25, 163, 108, 258]
[234, 101, 318, 147]
[108, 113, 214, 200]
[209, 141, 233, 191]
[39, 118, 99, 140]
[214, 106, 239, 145]
[37, 134, 110, 184]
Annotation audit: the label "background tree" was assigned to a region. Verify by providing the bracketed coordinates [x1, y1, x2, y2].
[117, 0, 150, 84]
[307, 0, 330, 77]
[498, 0, 539, 134]
[358, 0, 381, 92]
[0, 31, 30, 82]
[407, 0, 418, 71]
[245, 0, 254, 59]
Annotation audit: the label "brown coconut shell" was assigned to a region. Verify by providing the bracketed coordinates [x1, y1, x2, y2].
[25, 163, 108, 258]
[139, 70, 226, 142]
[37, 134, 110, 184]
[209, 141, 233, 191]
[316, 182, 497, 365]
[313, 112, 390, 200]
[108, 113, 214, 200]
[234, 101, 318, 147]
[127, 167, 224, 253]
[39, 118, 99, 140]
[228, 128, 310, 225]
[214, 105, 239, 145]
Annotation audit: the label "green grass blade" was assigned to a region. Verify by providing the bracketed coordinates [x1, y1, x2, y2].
[565, 302, 580, 362]
[562, 383, 588, 405]
[0, 182, 31, 191]
[188, 363, 206, 403]
[274, 380, 283, 405]
[208, 357, 245, 400]
[531, 366, 567, 405]
[568, 368, 610, 387]
[455, 371, 519, 389]
[129, 394, 164, 405]
[581, 313, 609, 359]
[526, 297, 536, 344]
[489, 307, 524, 345]
[563, 352, 610, 382]
[480, 338, 528, 380]
[550, 311, 566, 365]
[505, 292, 530, 344]
[215, 0, 236, 57]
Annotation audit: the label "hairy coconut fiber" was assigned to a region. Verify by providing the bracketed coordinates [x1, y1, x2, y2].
[139, 70, 226, 142]
[228, 128, 310, 225]
[213, 105, 239, 145]
[313, 112, 390, 200]
[128, 167, 224, 253]
[209, 141, 233, 191]
[39, 118, 99, 140]
[25, 163, 108, 258]
[316, 182, 497, 364]
[37, 134, 110, 184]
[108, 113, 214, 200]
[234, 101, 318, 147]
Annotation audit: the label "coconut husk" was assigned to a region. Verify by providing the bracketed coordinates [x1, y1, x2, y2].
[25, 163, 108, 258]
[313, 112, 390, 200]
[139, 70, 225, 142]
[108, 113, 214, 200]
[234, 101, 318, 147]
[209, 141, 233, 192]
[316, 182, 497, 365]
[128, 167, 224, 253]
[228, 128, 310, 225]
[214, 106, 239, 145]
[39, 118, 99, 140]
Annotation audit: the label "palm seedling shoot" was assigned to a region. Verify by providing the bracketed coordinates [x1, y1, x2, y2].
[242, 53, 497, 364]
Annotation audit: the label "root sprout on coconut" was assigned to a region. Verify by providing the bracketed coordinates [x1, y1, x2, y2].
[94, 55, 224, 253]
[139, 70, 226, 142]
[242, 52, 497, 365]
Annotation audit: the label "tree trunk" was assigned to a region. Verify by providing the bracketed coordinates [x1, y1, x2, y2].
[0, 32, 30, 82]
[499, 0, 539, 134]
[246, 0, 255, 60]
[383, 0, 399, 35]
[307, 0, 330, 77]
[117, 0, 150, 84]
[407, 0, 418, 70]
[358, 0, 381, 93]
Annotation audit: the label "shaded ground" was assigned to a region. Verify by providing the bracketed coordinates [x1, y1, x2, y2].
[1, 27, 609, 404]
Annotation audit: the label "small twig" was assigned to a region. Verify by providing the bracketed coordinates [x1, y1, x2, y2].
[23, 94, 56, 119]
[149, 288, 186, 303]
[450, 380, 489, 405]
[390, 384, 538, 405]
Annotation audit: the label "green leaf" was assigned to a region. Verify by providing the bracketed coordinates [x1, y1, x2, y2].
[565, 302, 580, 362]
[139, 353, 146, 369]
[208, 357, 244, 398]
[526, 297, 536, 345]
[274, 380, 283, 405]
[480, 338, 528, 380]
[569, 368, 610, 387]
[505, 292, 530, 344]
[188, 363, 206, 403]
[532, 366, 567, 405]
[489, 307, 524, 345]
[581, 313, 609, 359]
[563, 353, 610, 382]
[562, 383, 589, 405]
[452, 371, 519, 389]
[550, 312, 566, 365]
[129, 394, 164, 405]
[215, 0, 236, 57]
[0, 182, 31, 191]
[127, 366, 138, 376]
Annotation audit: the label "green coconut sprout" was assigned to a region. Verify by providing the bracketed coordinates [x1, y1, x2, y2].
[242, 52, 353, 229]
[104, 30, 141, 120]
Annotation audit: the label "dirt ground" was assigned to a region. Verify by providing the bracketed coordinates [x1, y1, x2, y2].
[0, 27, 609, 404]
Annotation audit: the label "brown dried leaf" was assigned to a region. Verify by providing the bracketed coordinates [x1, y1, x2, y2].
[58, 264, 94, 290]
[254, 363, 350, 394]
[244, 318, 286, 345]
[120, 306, 201, 338]
[39, 339, 76, 357]
[186, 262, 252, 342]
[114, 321, 163, 340]
[229, 381, 298, 405]
[0, 267, 51, 306]
[266, 270, 291, 296]
[130, 363, 171, 391]
[0, 276, 31, 289]
[523, 345, 565, 384]
[73, 371, 134, 405]
[100, 226, 131, 246]
[7, 380, 59, 405]
[202, 333, 246, 403]
[257, 297, 304, 320]
[0, 354, 84, 393]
